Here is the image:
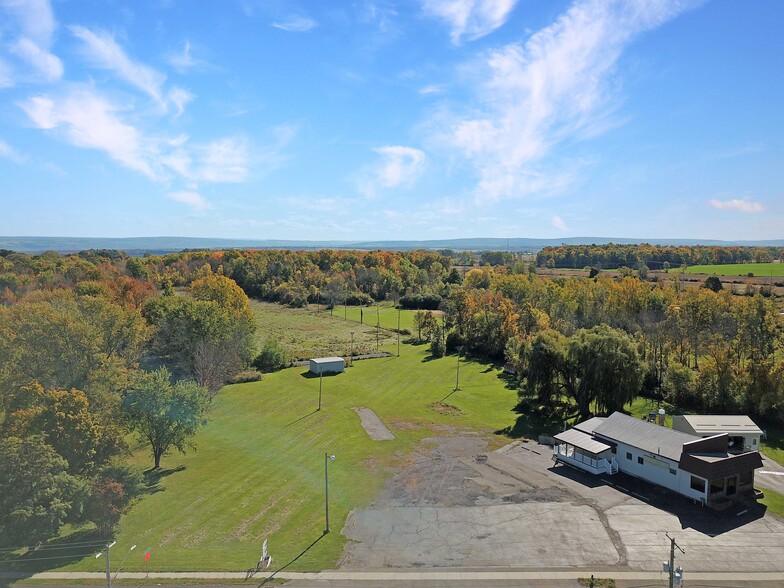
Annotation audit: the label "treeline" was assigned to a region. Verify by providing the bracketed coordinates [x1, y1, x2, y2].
[0, 253, 256, 547]
[537, 244, 784, 269]
[440, 266, 784, 425]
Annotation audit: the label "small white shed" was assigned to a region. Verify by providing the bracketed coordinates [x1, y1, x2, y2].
[672, 415, 763, 452]
[309, 356, 345, 375]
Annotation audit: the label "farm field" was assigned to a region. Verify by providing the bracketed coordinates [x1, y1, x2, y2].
[24, 324, 517, 573]
[251, 301, 419, 359]
[682, 262, 784, 277]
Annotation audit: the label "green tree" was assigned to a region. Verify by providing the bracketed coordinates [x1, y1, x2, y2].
[703, 275, 723, 292]
[122, 368, 210, 469]
[0, 436, 86, 547]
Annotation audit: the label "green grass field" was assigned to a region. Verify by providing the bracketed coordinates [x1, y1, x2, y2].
[682, 262, 784, 277]
[250, 301, 422, 360]
[29, 323, 518, 574]
[759, 488, 784, 518]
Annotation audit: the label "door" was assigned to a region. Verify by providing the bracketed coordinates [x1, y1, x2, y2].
[726, 476, 737, 496]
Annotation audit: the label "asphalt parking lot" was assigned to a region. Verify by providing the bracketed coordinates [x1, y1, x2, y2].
[339, 437, 784, 573]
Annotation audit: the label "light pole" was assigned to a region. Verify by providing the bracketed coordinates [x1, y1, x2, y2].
[324, 453, 336, 533]
[349, 331, 355, 367]
[95, 541, 116, 588]
[113, 544, 136, 581]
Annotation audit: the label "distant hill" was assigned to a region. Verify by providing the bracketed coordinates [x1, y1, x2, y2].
[1, 235, 784, 255]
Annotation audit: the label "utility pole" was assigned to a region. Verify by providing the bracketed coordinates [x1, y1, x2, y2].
[665, 533, 685, 588]
[349, 331, 354, 367]
[397, 307, 401, 357]
[324, 453, 335, 533]
[318, 372, 323, 411]
[95, 541, 116, 588]
[454, 346, 462, 391]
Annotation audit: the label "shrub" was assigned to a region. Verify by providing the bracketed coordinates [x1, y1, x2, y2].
[430, 333, 446, 358]
[228, 369, 263, 384]
[253, 340, 290, 372]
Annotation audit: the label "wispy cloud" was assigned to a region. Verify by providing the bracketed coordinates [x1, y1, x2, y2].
[167, 190, 209, 211]
[70, 25, 190, 114]
[11, 37, 63, 81]
[436, 0, 701, 203]
[20, 89, 155, 177]
[376, 145, 427, 188]
[272, 16, 318, 32]
[165, 40, 207, 72]
[419, 84, 445, 95]
[552, 214, 569, 231]
[423, 0, 518, 44]
[0, 138, 25, 163]
[0, 58, 14, 87]
[196, 137, 248, 183]
[1, 0, 63, 82]
[1, 0, 57, 46]
[708, 198, 763, 213]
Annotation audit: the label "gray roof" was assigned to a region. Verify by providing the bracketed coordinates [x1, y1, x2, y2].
[592, 412, 699, 462]
[574, 416, 606, 435]
[680, 414, 763, 435]
[554, 429, 612, 455]
[310, 357, 345, 364]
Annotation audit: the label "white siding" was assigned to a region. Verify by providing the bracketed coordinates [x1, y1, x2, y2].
[613, 441, 707, 503]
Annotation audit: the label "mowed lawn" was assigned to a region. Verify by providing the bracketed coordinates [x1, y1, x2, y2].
[682, 262, 784, 277]
[63, 336, 517, 573]
[251, 301, 421, 359]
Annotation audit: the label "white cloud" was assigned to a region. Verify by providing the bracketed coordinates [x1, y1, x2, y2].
[0, 58, 14, 87]
[1, 0, 62, 82]
[552, 214, 569, 231]
[167, 86, 194, 117]
[708, 199, 763, 213]
[1, 0, 57, 47]
[197, 137, 248, 183]
[374, 146, 427, 188]
[167, 190, 209, 211]
[166, 41, 199, 72]
[0, 138, 24, 163]
[419, 84, 445, 95]
[11, 37, 63, 81]
[272, 16, 317, 32]
[70, 26, 170, 107]
[20, 89, 155, 177]
[423, 0, 518, 44]
[438, 0, 701, 203]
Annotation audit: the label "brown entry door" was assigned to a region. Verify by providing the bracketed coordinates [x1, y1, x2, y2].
[726, 476, 737, 496]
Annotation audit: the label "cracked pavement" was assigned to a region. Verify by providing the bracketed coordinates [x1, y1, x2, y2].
[339, 437, 784, 572]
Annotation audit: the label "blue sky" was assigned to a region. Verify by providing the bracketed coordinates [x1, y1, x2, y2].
[1, 0, 782, 241]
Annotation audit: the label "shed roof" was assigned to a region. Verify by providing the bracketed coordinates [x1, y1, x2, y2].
[554, 428, 612, 455]
[310, 357, 345, 364]
[593, 412, 699, 462]
[680, 414, 763, 435]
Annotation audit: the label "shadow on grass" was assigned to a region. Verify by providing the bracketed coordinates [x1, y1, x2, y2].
[495, 394, 577, 439]
[254, 533, 325, 586]
[285, 409, 319, 427]
[0, 528, 107, 577]
[300, 371, 342, 379]
[143, 465, 186, 495]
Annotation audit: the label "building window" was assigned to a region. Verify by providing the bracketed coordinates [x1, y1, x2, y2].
[626, 452, 632, 460]
[669, 468, 677, 475]
[690, 476, 706, 493]
[710, 479, 724, 495]
[637, 456, 644, 465]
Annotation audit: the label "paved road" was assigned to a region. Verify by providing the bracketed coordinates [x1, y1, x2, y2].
[756, 452, 784, 496]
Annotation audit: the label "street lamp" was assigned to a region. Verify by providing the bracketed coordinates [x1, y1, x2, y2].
[113, 544, 137, 581]
[349, 330, 355, 367]
[324, 453, 336, 533]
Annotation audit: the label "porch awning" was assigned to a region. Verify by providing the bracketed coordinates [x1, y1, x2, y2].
[554, 428, 612, 455]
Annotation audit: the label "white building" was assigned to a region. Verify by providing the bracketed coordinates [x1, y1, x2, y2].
[308, 356, 345, 375]
[672, 414, 763, 453]
[554, 412, 763, 508]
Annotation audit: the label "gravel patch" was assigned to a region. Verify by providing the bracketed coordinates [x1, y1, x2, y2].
[354, 407, 395, 441]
